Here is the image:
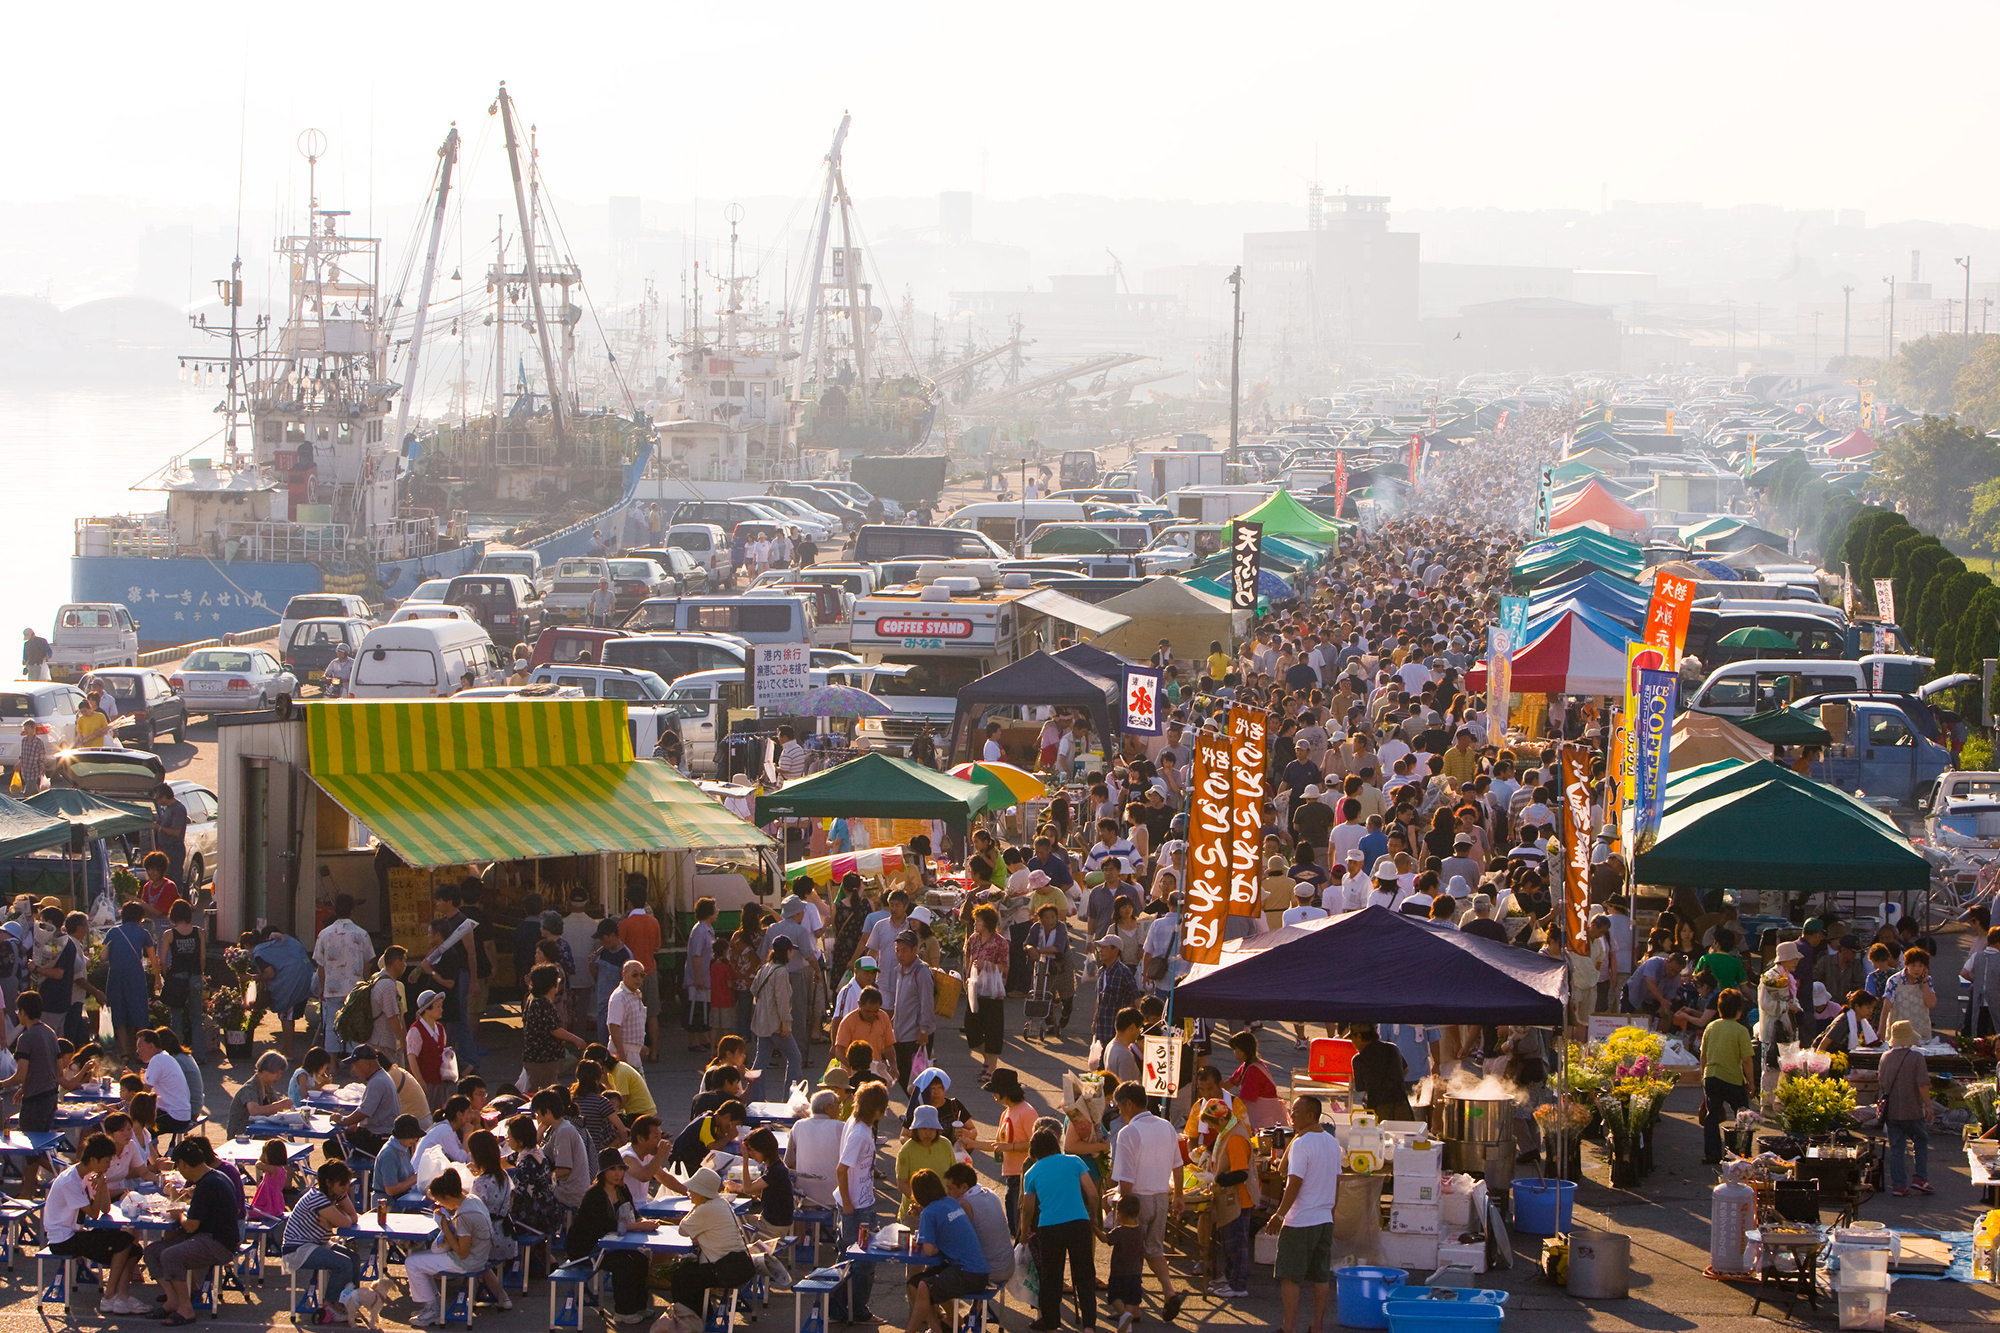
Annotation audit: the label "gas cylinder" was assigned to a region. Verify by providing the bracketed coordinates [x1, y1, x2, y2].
[1710, 1173, 1756, 1274]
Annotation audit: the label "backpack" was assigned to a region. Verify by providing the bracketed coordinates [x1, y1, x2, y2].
[335, 973, 382, 1045]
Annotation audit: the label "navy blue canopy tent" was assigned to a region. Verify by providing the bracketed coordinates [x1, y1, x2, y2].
[1173, 906, 1566, 1026]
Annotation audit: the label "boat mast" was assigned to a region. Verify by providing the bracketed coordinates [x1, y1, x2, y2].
[793, 114, 849, 405]
[492, 214, 506, 440]
[392, 124, 459, 458]
[837, 163, 869, 391]
[494, 82, 567, 449]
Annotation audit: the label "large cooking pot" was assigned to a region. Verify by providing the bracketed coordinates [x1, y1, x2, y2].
[1434, 1094, 1514, 1145]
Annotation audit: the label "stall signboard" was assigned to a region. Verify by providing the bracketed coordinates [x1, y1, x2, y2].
[1182, 734, 1232, 966]
[752, 643, 811, 709]
[1643, 569, 1694, 661]
[1623, 641, 1668, 805]
[1332, 451, 1348, 518]
[1142, 1031, 1184, 1097]
[1486, 626, 1512, 742]
[1231, 521, 1263, 611]
[1874, 578, 1896, 625]
[1559, 742, 1592, 956]
[1498, 596, 1531, 653]
[1227, 706, 1267, 918]
[1122, 666, 1162, 737]
[1634, 668, 1678, 852]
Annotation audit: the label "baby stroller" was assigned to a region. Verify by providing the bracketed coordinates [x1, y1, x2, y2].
[1023, 953, 1065, 1042]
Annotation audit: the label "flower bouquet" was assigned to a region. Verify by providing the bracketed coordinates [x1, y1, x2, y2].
[1779, 1048, 1833, 1078]
[1536, 1101, 1594, 1181]
[1774, 1073, 1856, 1138]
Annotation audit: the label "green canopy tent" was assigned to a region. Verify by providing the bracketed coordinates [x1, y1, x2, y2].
[1548, 459, 1605, 485]
[753, 752, 989, 832]
[25, 788, 155, 841]
[1727, 707, 1834, 748]
[1633, 763, 1929, 893]
[0, 794, 77, 860]
[1223, 489, 1344, 545]
[1029, 525, 1121, 555]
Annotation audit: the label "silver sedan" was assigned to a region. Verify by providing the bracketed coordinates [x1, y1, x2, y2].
[170, 646, 299, 714]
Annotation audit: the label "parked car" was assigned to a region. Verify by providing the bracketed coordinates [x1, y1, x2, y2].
[670, 499, 833, 544]
[531, 626, 632, 667]
[769, 482, 866, 529]
[170, 646, 297, 714]
[665, 524, 731, 582]
[349, 621, 504, 699]
[525, 664, 673, 701]
[445, 573, 546, 642]
[600, 633, 753, 682]
[388, 604, 479, 625]
[478, 548, 548, 592]
[606, 559, 676, 612]
[399, 578, 454, 608]
[85, 667, 187, 748]
[545, 557, 613, 625]
[0, 683, 83, 780]
[50, 603, 140, 680]
[620, 548, 710, 597]
[756, 493, 847, 535]
[278, 593, 375, 648]
[282, 617, 372, 693]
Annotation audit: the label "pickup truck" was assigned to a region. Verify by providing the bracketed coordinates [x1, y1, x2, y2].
[542, 557, 611, 626]
[1803, 695, 1955, 809]
[50, 603, 141, 680]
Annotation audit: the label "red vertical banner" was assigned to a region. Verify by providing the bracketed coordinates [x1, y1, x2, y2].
[1559, 742, 1593, 956]
[1332, 450, 1348, 518]
[1181, 735, 1232, 965]
[1226, 706, 1268, 918]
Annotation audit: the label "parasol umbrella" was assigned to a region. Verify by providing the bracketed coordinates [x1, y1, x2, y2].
[790, 684, 892, 718]
[1715, 626, 1794, 649]
[1031, 526, 1121, 555]
[947, 761, 1046, 808]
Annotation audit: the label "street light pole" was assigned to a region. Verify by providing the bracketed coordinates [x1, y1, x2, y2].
[1842, 286, 1853, 359]
[1960, 256, 1974, 341]
[1883, 276, 1896, 359]
[1227, 265, 1244, 452]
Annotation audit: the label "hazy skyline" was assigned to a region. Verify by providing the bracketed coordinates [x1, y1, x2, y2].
[15, 0, 2000, 226]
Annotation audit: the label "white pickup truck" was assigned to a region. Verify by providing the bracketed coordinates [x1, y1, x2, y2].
[50, 603, 140, 680]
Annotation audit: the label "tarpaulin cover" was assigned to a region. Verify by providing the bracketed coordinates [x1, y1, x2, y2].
[1088, 577, 1242, 660]
[23, 789, 154, 840]
[1727, 707, 1834, 747]
[1549, 479, 1647, 533]
[1174, 905, 1565, 1025]
[306, 699, 770, 868]
[0, 794, 75, 860]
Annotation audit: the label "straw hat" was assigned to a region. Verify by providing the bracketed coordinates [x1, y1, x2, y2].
[685, 1167, 724, 1199]
[1888, 1020, 1918, 1048]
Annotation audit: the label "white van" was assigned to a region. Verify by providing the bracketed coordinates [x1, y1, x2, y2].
[1689, 655, 1933, 717]
[50, 603, 140, 680]
[623, 595, 815, 647]
[941, 501, 1090, 550]
[349, 621, 505, 698]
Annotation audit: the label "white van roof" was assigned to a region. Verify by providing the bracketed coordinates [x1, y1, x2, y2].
[358, 621, 497, 652]
[941, 501, 1089, 527]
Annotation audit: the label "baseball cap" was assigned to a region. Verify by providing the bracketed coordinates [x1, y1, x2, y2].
[853, 956, 880, 972]
[1096, 934, 1123, 948]
[895, 929, 919, 947]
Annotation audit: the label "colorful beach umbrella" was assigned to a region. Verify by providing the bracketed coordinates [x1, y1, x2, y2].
[791, 684, 892, 717]
[947, 761, 1046, 808]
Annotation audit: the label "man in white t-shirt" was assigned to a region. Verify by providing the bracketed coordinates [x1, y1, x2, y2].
[1281, 902, 1329, 928]
[139, 1029, 193, 1129]
[46, 1133, 146, 1315]
[787, 1090, 848, 1209]
[1266, 1096, 1341, 1333]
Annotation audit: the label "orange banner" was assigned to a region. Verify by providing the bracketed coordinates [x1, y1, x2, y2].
[1181, 734, 1233, 965]
[1559, 742, 1593, 956]
[1227, 707, 1269, 917]
[1642, 568, 1695, 661]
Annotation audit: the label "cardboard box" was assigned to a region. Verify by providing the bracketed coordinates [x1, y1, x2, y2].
[1389, 1203, 1442, 1235]
[1589, 1014, 1653, 1042]
[1395, 1176, 1443, 1205]
[1437, 1241, 1488, 1274]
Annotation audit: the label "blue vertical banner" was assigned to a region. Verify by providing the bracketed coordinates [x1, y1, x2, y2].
[1499, 595, 1531, 653]
[1633, 668, 1679, 852]
[1122, 666, 1163, 736]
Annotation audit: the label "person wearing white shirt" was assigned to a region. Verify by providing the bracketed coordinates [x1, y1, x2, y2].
[777, 727, 810, 781]
[1337, 857, 1372, 913]
[46, 1136, 146, 1315]
[833, 1085, 890, 1322]
[981, 723, 1006, 763]
[1265, 1098, 1340, 1333]
[140, 1030, 193, 1128]
[1110, 1083, 1187, 1318]
[787, 1090, 848, 1209]
[1281, 904, 1329, 928]
[1376, 735, 1411, 773]
[312, 896, 375, 1053]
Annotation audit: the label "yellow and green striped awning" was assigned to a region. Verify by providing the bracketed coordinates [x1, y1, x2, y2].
[307, 700, 770, 868]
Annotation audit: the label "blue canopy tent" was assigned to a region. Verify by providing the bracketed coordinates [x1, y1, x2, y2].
[1173, 905, 1566, 1025]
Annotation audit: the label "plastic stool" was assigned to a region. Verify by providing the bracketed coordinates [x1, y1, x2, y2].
[505, 1227, 547, 1293]
[438, 1269, 477, 1326]
[35, 1251, 77, 1312]
[289, 1266, 328, 1321]
[791, 1265, 847, 1333]
[794, 1207, 836, 1266]
[0, 1199, 44, 1269]
[705, 1286, 741, 1332]
[548, 1260, 606, 1330]
[955, 1288, 1001, 1333]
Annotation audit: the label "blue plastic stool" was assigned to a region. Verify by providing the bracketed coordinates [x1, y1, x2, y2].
[547, 1260, 606, 1331]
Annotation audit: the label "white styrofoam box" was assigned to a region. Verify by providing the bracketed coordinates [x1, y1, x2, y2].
[1834, 1249, 1891, 1284]
[1394, 1143, 1444, 1180]
[1378, 1120, 1430, 1138]
[1388, 1203, 1442, 1235]
[1437, 1242, 1487, 1275]
[1441, 1193, 1473, 1229]
[1379, 1230, 1440, 1272]
[1396, 1176, 1443, 1205]
[1837, 1288, 1887, 1331]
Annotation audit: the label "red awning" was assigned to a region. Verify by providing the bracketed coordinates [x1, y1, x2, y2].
[1548, 479, 1646, 534]
[1828, 428, 1878, 459]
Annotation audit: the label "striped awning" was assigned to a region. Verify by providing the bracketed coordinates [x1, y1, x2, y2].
[306, 700, 771, 867]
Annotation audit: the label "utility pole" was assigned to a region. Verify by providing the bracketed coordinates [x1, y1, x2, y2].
[1842, 286, 1854, 358]
[1227, 265, 1244, 451]
[1883, 275, 1896, 360]
[1960, 256, 1975, 340]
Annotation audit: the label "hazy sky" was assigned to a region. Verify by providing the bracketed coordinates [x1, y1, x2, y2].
[16, 0, 2000, 226]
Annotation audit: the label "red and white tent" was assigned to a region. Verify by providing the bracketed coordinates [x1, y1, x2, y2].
[1467, 610, 1629, 697]
[1548, 479, 1647, 534]
[1827, 428, 1879, 459]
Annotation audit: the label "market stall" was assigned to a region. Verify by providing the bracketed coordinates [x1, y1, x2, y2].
[945, 651, 1121, 765]
[1087, 576, 1243, 662]
[752, 752, 989, 833]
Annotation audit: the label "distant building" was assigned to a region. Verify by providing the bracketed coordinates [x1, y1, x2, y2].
[1419, 263, 1572, 318]
[947, 273, 1186, 360]
[1241, 192, 1420, 364]
[1423, 297, 1618, 375]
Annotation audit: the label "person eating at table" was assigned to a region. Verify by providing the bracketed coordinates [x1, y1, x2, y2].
[374, 1115, 425, 1211]
[618, 1114, 686, 1203]
[668, 1098, 746, 1176]
[564, 1148, 662, 1325]
[102, 1110, 160, 1191]
[47, 1131, 147, 1316]
[146, 1137, 241, 1328]
[402, 1168, 495, 1328]
[0, 992, 62, 1194]
[338, 1044, 402, 1156]
[227, 1050, 294, 1137]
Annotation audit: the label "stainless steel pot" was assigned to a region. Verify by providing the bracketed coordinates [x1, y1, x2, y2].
[1434, 1094, 1514, 1145]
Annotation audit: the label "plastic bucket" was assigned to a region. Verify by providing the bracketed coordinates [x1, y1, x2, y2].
[1511, 1179, 1576, 1234]
[1335, 1267, 1408, 1329]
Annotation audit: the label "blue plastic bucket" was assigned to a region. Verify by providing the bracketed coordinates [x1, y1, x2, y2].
[1383, 1298, 1506, 1333]
[1335, 1267, 1408, 1329]
[1511, 1178, 1576, 1234]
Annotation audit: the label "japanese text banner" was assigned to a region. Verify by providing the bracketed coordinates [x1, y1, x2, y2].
[1634, 669, 1679, 853]
[1227, 706, 1267, 917]
[1643, 568, 1694, 661]
[1122, 666, 1162, 737]
[1181, 735, 1232, 965]
[1559, 742, 1592, 956]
